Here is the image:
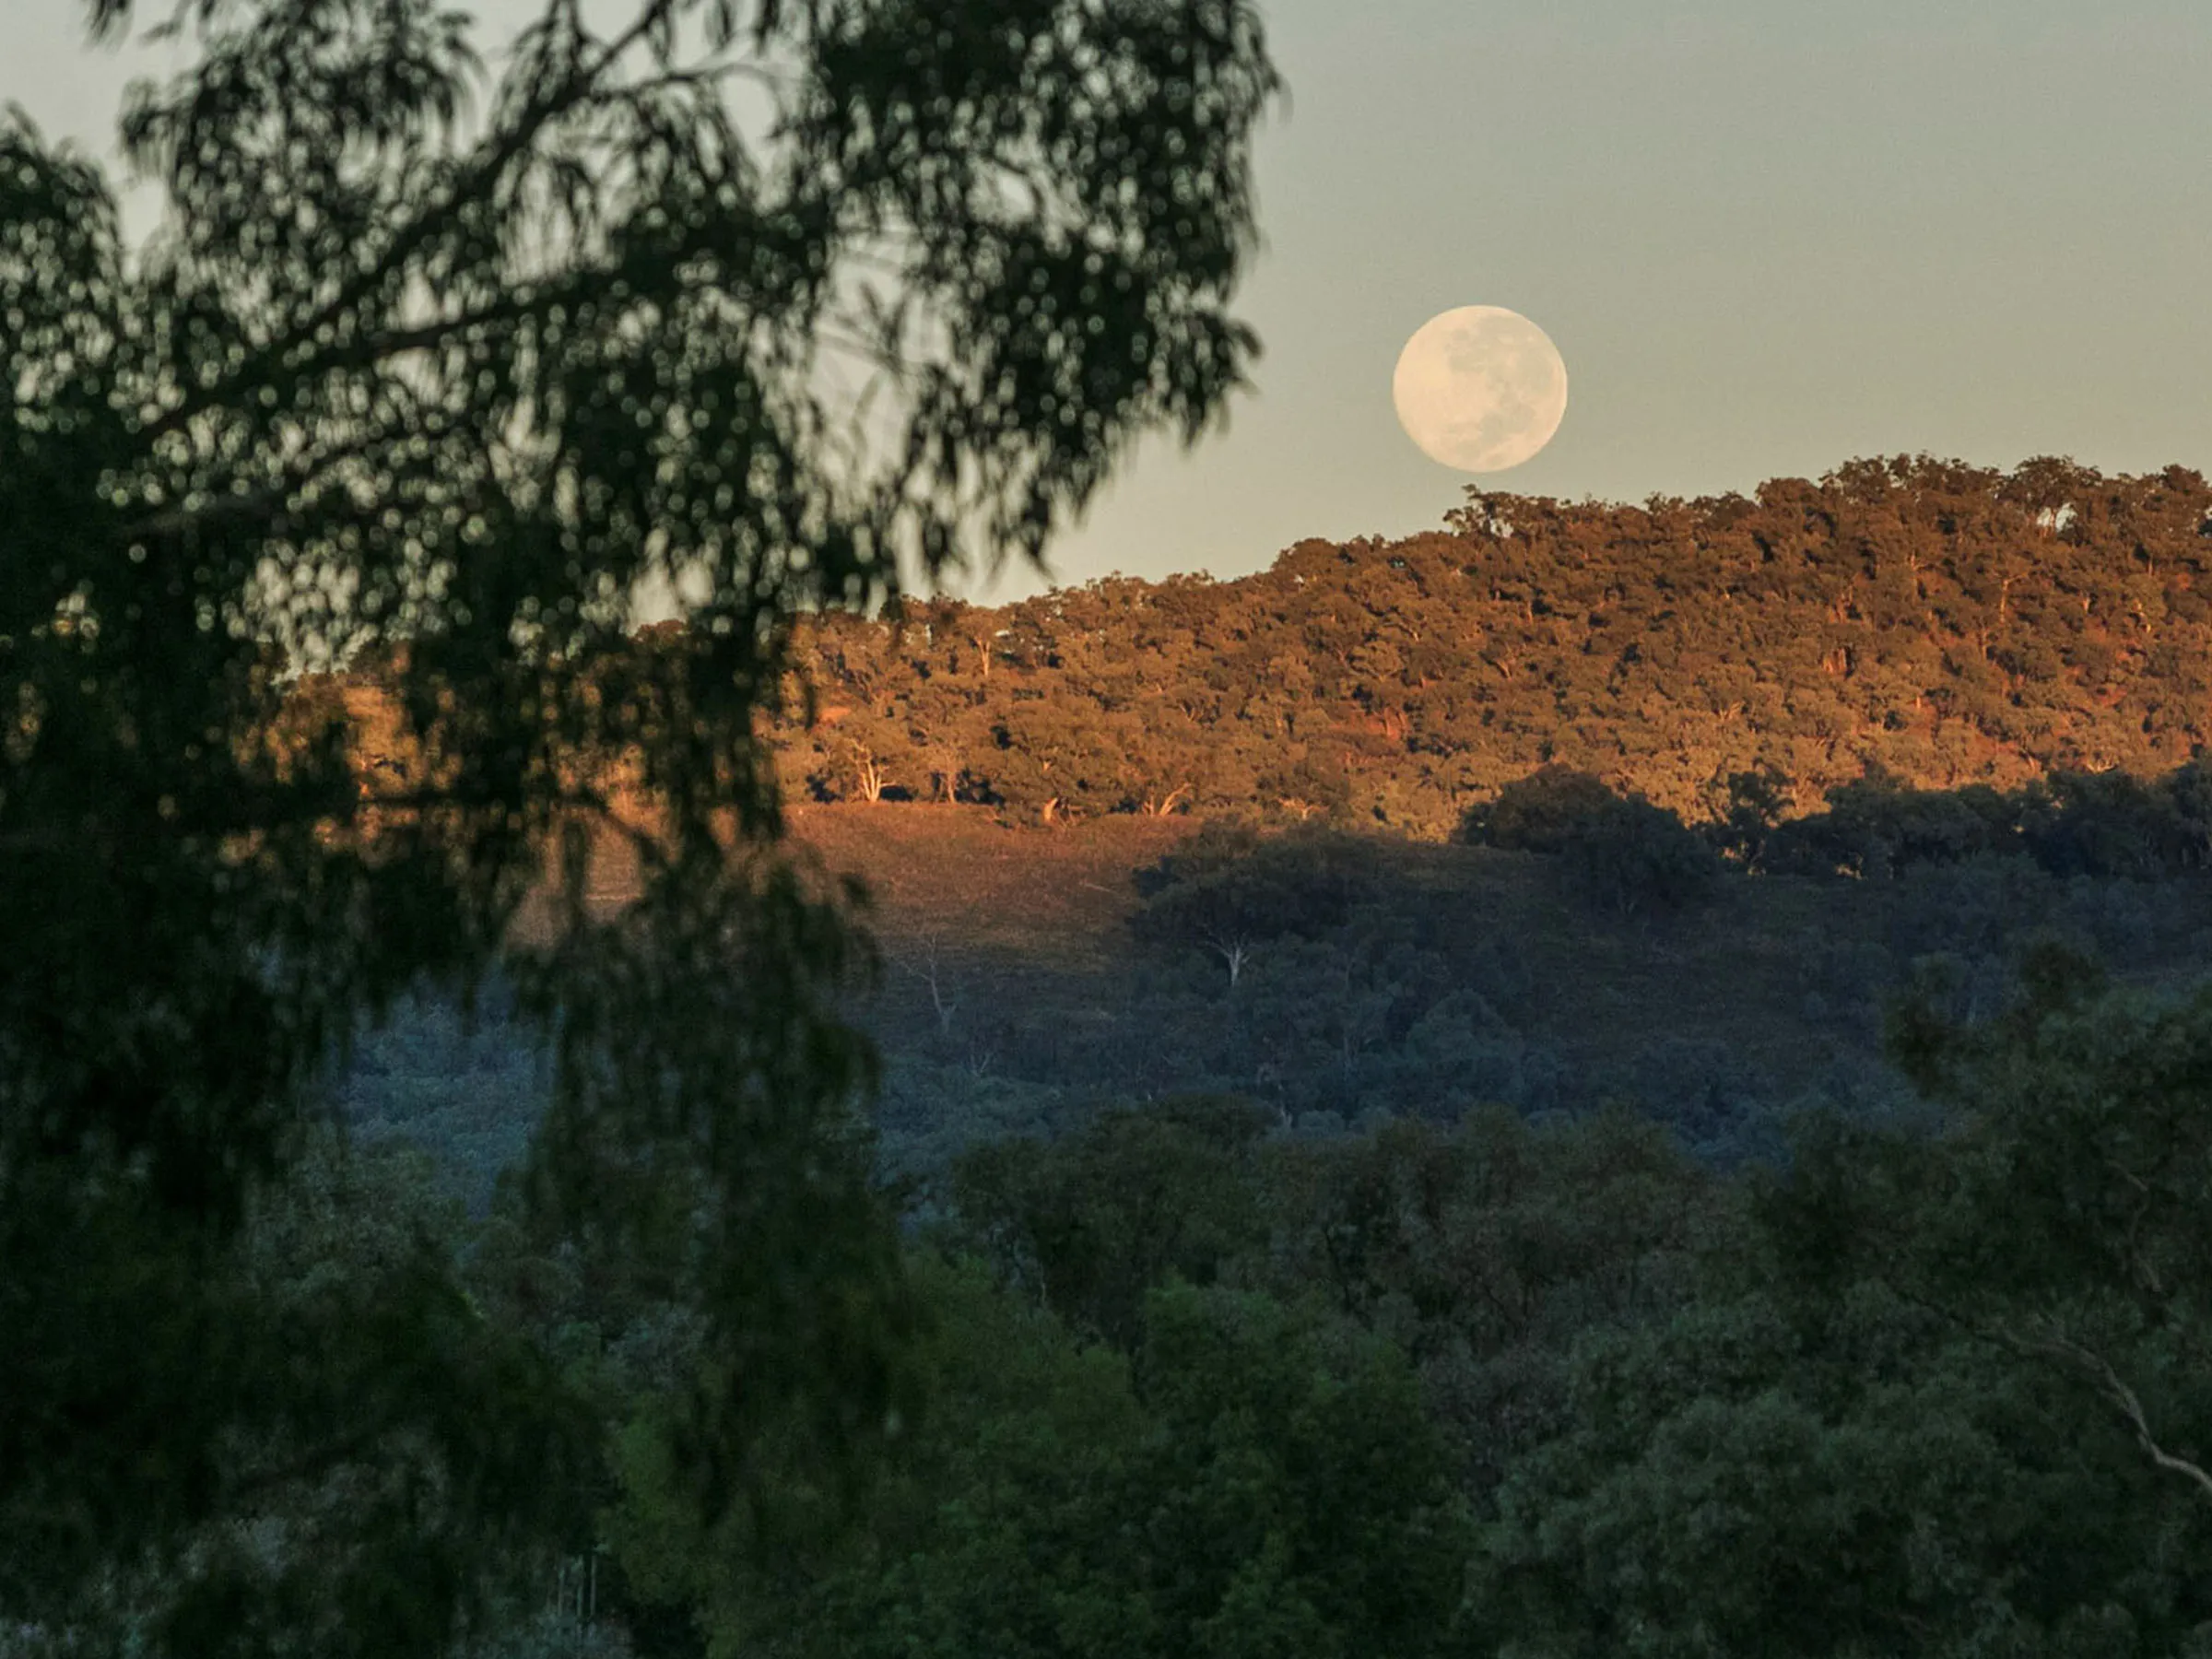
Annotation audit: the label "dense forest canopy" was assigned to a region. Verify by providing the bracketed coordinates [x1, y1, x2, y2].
[744, 455, 2212, 833]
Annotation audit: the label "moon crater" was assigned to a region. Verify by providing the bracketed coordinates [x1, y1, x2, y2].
[1392, 306, 1568, 473]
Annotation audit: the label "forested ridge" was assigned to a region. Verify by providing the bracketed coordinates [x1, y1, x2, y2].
[766, 454, 2212, 832]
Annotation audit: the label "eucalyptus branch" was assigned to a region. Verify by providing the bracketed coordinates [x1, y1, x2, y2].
[135, 0, 681, 448]
[10, 0, 1278, 1630]
[118, 423, 411, 544]
[1993, 1320, 2212, 1505]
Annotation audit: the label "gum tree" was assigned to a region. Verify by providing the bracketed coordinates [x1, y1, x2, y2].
[0, 0, 1277, 1650]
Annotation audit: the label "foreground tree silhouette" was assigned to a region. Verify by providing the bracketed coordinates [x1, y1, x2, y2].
[0, 0, 1277, 1650]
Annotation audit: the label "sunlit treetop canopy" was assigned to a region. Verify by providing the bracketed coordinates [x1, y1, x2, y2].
[0, 0, 1276, 1649]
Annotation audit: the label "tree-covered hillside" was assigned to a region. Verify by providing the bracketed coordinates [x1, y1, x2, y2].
[772, 455, 2212, 833]
[298, 457, 2212, 1656]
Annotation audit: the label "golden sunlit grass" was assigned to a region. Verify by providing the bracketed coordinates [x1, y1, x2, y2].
[786, 803, 1198, 967]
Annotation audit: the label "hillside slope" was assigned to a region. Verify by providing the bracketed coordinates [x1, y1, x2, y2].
[771, 806, 2212, 1174]
[775, 455, 2212, 836]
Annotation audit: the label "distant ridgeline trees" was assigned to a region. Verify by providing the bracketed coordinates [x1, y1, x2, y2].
[758, 455, 2212, 832]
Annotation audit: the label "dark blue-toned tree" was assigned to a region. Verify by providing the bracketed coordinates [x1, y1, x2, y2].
[0, 1, 1277, 1650]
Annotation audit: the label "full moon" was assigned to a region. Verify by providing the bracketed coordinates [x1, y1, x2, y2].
[1391, 306, 1568, 473]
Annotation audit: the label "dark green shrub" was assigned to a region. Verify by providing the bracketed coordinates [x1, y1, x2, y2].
[1459, 765, 1623, 853]
[1768, 772, 2018, 877]
[1465, 768, 1720, 915]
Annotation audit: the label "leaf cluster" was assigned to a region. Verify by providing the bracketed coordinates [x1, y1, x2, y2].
[2, 0, 1278, 1647]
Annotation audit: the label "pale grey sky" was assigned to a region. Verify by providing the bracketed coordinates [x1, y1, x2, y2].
[9, 0, 2211, 600]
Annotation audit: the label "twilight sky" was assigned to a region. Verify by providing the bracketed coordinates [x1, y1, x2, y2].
[8, 0, 2212, 601]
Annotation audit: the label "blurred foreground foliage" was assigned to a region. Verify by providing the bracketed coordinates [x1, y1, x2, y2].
[0, 0, 1277, 1649]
